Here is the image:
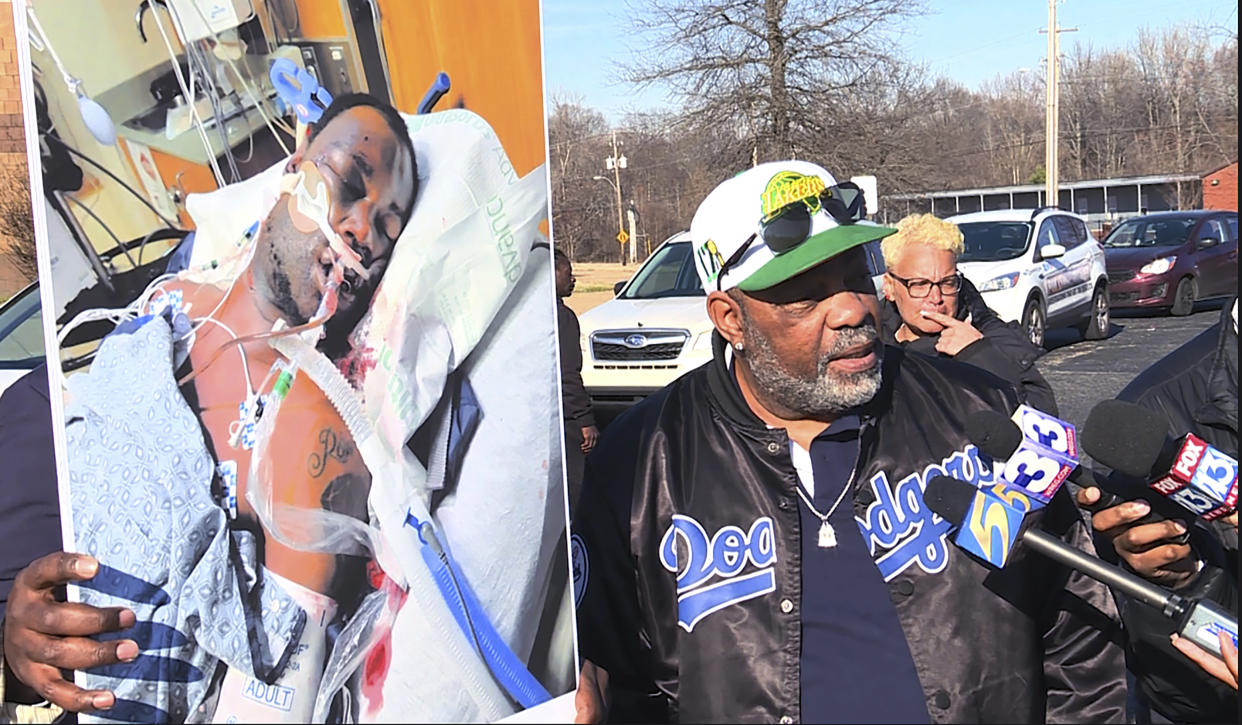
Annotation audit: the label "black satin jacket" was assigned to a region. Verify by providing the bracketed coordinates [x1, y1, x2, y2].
[1108, 297, 1238, 723]
[572, 334, 1128, 724]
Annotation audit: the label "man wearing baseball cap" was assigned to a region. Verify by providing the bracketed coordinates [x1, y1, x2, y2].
[570, 161, 1127, 723]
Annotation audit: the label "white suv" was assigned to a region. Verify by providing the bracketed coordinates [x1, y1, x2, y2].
[946, 208, 1110, 348]
[578, 232, 713, 418]
[578, 230, 890, 420]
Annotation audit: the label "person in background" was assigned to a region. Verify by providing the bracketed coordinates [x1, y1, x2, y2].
[555, 249, 599, 509]
[1077, 297, 1238, 721]
[880, 213, 1058, 415]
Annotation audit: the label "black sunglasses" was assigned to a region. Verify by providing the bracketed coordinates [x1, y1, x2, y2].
[716, 181, 868, 290]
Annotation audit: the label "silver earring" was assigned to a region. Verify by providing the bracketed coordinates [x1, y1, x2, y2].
[733, 341, 744, 352]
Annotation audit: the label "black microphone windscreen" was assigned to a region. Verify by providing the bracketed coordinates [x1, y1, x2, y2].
[966, 409, 1023, 460]
[924, 475, 976, 528]
[1082, 400, 1171, 479]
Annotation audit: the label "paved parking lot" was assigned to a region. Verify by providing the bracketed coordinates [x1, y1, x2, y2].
[1039, 302, 1225, 437]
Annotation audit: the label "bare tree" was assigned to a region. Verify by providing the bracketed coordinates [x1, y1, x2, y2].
[979, 71, 1044, 185]
[547, 97, 615, 262]
[623, 0, 927, 162]
[550, 21, 1236, 250]
[0, 160, 37, 285]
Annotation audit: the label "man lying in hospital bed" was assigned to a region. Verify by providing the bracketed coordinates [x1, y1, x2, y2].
[10, 93, 569, 723]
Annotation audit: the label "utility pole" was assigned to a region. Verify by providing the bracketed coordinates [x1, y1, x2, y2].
[1041, 0, 1076, 207]
[606, 131, 628, 265]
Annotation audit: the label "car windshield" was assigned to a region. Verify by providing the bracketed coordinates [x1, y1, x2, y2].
[620, 242, 705, 299]
[0, 285, 45, 365]
[957, 222, 1033, 262]
[1102, 217, 1195, 248]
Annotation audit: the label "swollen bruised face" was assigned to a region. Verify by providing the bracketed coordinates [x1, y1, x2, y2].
[255, 105, 416, 353]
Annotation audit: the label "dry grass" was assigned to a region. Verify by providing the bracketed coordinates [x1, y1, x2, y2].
[564, 261, 635, 315]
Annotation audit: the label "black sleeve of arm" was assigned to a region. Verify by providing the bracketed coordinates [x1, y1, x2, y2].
[1034, 487, 1130, 724]
[1119, 546, 1238, 722]
[0, 367, 63, 623]
[956, 337, 1060, 416]
[572, 430, 668, 722]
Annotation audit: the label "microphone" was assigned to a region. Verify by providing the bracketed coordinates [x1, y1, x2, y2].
[923, 474, 1238, 661]
[1083, 400, 1238, 522]
[966, 407, 1165, 527]
[964, 405, 1077, 504]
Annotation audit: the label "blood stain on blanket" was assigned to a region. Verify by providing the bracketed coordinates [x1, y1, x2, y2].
[361, 562, 409, 717]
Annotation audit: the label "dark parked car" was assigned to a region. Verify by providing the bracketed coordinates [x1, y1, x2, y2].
[1103, 210, 1238, 315]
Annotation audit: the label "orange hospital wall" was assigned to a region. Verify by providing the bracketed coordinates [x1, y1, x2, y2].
[376, 0, 547, 177]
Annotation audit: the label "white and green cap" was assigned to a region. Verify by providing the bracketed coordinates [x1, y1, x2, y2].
[691, 160, 896, 293]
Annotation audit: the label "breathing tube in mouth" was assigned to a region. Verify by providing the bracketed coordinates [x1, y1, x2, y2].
[177, 162, 357, 387]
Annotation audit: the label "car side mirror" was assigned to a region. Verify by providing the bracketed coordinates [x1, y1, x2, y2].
[1196, 236, 1220, 249]
[1039, 243, 1066, 260]
[613, 280, 627, 296]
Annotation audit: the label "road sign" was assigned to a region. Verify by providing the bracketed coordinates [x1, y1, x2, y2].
[617, 229, 630, 245]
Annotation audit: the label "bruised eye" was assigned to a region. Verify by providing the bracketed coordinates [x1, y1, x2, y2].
[317, 161, 365, 205]
[341, 166, 367, 201]
[343, 181, 366, 203]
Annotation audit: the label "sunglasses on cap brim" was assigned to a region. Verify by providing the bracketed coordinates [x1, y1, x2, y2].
[716, 181, 868, 291]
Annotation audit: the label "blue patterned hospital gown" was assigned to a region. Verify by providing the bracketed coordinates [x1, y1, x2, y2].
[63, 312, 306, 723]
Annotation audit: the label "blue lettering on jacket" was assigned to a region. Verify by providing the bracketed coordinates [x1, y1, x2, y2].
[856, 446, 995, 581]
[659, 515, 777, 632]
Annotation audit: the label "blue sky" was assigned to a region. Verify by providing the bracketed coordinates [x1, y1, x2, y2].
[541, 0, 1239, 122]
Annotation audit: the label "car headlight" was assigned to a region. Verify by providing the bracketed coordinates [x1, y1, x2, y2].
[692, 331, 714, 351]
[979, 272, 1020, 292]
[1139, 256, 1176, 275]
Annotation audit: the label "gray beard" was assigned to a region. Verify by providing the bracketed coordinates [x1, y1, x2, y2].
[741, 320, 883, 419]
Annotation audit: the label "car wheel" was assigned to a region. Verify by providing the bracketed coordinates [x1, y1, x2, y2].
[1022, 298, 1046, 349]
[1080, 284, 1110, 340]
[1170, 277, 1196, 316]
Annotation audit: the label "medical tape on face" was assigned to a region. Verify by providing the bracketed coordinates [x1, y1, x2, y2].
[283, 163, 368, 280]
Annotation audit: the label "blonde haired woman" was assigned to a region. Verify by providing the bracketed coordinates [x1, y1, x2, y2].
[879, 213, 1059, 414]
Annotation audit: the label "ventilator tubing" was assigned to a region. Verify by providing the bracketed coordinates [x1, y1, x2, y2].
[243, 277, 380, 560]
[269, 327, 536, 720]
[247, 323, 510, 717]
[259, 325, 516, 720]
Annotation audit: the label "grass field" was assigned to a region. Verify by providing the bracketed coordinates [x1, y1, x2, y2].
[564, 261, 635, 315]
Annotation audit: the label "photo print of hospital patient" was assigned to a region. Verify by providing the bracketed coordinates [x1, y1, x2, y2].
[9, 0, 574, 722]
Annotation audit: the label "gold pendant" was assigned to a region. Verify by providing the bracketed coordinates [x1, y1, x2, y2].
[817, 520, 837, 548]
